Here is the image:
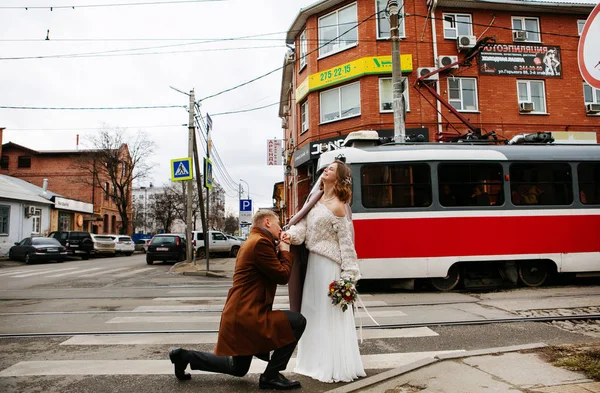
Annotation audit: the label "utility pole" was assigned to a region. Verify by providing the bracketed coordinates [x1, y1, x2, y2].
[186, 90, 194, 263]
[388, 0, 406, 143]
[192, 129, 206, 267]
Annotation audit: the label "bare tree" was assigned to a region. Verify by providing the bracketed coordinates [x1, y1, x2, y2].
[223, 214, 239, 235]
[168, 181, 201, 230]
[76, 127, 155, 234]
[148, 189, 177, 233]
[132, 200, 145, 234]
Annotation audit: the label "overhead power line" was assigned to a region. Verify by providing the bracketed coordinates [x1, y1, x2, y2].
[0, 0, 225, 10]
[0, 105, 183, 110]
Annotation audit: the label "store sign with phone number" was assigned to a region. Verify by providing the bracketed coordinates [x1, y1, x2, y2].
[296, 55, 413, 102]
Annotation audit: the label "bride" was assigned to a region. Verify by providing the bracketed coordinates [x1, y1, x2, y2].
[283, 159, 365, 383]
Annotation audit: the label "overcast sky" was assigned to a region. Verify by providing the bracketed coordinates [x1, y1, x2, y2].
[0, 0, 314, 215]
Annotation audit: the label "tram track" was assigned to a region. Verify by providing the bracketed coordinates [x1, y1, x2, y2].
[1, 313, 599, 339]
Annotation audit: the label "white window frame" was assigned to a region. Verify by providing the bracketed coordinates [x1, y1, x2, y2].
[517, 80, 547, 114]
[319, 81, 361, 124]
[578, 19, 586, 36]
[318, 3, 358, 58]
[0, 205, 9, 235]
[299, 29, 307, 71]
[511, 16, 541, 43]
[32, 208, 41, 235]
[584, 82, 600, 104]
[443, 13, 473, 39]
[376, 0, 405, 39]
[379, 77, 410, 113]
[448, 77, 479, 112]
[300, 101, 309, 133]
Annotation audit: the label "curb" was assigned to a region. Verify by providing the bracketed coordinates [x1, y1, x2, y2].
[324, 342, 548, 393]
[182, 270, 228, 278]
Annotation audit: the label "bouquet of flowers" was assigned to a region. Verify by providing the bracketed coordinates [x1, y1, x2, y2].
[327, 279, 357, 312]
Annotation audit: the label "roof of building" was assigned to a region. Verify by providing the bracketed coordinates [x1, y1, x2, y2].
[0, 174, 54, 205]
[285, 0, 597, 43]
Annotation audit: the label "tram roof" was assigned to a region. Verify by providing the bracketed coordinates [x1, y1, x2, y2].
[317, 143, 600, 169]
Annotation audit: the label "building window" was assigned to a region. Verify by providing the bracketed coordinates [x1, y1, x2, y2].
[59, 212, 72, 231]
[32, 208, 41, 234]
[578, 163, 600, 205]
[448, 77, 478, 112]
[0, 205, 9, 235]
[121, 162, 127, 178]
[517, 80, 546, 113]
[103, 214, 109, 233]
[300, 101, 309, 133]
[438, 163, 504, 207]
[578, 19, 586, 35]
[376, 0, 405, 39]
[443, 13, 472, 39]
[18, 156, 31, 168]
[318, 3, 358, 58]
[510, 163, 573, 205]
[0, 156, 8, 170]
[299, 29, 307, 70]
[512, 16, 540, 42]
[320, 82, 360, 123]
[361, 163, 432, 208]
[379, 77, 409, 112]
[104, 182, 110, 200]
[584, 82, 600, 105]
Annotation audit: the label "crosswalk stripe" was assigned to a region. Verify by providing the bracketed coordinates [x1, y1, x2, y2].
[0, 350, 464, 377]
[12, 267, 78, 278]
[47, 268, 103, 278]
[106, 315, 223, 323]
[112, 268, 155, 277]
[78, 267, 130, 277]
[152, 296, 291, 304]
[132, 300, 387, 313]
[60, 327, 438, 346]
[0, 269, 30, 277]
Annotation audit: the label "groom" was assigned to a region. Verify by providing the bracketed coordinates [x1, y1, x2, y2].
[169, 210, 306, 390]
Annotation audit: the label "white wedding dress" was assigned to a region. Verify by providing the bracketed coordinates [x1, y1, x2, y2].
[290, 203, 365, 383]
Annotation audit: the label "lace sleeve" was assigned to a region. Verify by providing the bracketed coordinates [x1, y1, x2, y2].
[287, 217, 307, 245]
[336, 217, 360, 282]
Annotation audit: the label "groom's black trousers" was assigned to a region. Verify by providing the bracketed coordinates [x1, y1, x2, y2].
[184, 311, 306, 378]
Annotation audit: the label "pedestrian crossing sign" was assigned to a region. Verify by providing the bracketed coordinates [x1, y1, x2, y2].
[170, 157, 193, 181]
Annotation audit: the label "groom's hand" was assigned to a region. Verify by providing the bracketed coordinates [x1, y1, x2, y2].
[278, 240, 290, 252]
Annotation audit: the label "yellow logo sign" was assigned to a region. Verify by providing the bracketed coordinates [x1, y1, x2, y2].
[296, 55, 413, 102]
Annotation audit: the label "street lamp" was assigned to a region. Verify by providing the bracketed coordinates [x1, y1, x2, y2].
[240, 179, 250, 199]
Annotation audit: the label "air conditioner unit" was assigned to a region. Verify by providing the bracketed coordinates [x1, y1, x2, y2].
[457, 35, 477, 51]
[586, 103, 600, 114]
[26, 206, 36, 217]
[281, 118, 288, 129]
[519, 102, 534, 112]
[437, 55, 459, 69]
[417, 67, 439, 81]
[289, 138, 295, 147]
[513, 30, 527, 41]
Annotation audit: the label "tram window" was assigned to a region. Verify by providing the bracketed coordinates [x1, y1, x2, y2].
[361, 163, 432, 208]
[578, 162, 600, 205]
[509, 163, 573, 206]
[438, 163, 503, 207]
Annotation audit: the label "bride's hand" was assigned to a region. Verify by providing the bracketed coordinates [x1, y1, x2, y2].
[280, 232, 291, 244]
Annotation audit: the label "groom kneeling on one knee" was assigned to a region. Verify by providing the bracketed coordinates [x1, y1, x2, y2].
[169, 210, 306, 390]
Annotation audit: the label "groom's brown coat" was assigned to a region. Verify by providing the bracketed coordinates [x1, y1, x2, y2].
[214, 227, 296, 356]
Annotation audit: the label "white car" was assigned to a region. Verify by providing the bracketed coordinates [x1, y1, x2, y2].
[90, 234, 117, 256]
[111, 235, 135, 256]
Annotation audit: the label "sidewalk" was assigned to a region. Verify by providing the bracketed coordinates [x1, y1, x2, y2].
[169, 257, 236, 278]
[326, 343, 600, 393]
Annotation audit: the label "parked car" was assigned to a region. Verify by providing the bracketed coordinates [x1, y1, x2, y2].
[146, 234, 186, 265]
[111, 235, 135, 256]
[49, 231, 94, 260]
[90, 234, 117, 256]
[134, 239, 151, 253]
[8, 237, 67, 264]
[192, 230, 241, 258]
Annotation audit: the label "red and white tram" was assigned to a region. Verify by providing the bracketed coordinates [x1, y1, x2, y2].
[316, 132, 600, 290]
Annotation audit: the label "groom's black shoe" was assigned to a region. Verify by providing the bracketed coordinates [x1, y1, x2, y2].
[255, 352, 270, 362]
[169, 348, 191, 381]
[259, 373, 301, 390]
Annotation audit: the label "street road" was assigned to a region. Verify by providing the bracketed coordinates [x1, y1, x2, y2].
[0, 254, 599, 393]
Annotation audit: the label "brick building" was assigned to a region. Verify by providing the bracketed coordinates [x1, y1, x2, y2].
[279, 0, 600, 221]
[0, 141, 132, 235]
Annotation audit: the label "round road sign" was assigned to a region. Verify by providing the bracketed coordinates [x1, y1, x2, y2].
[578, 2, 600, 89]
